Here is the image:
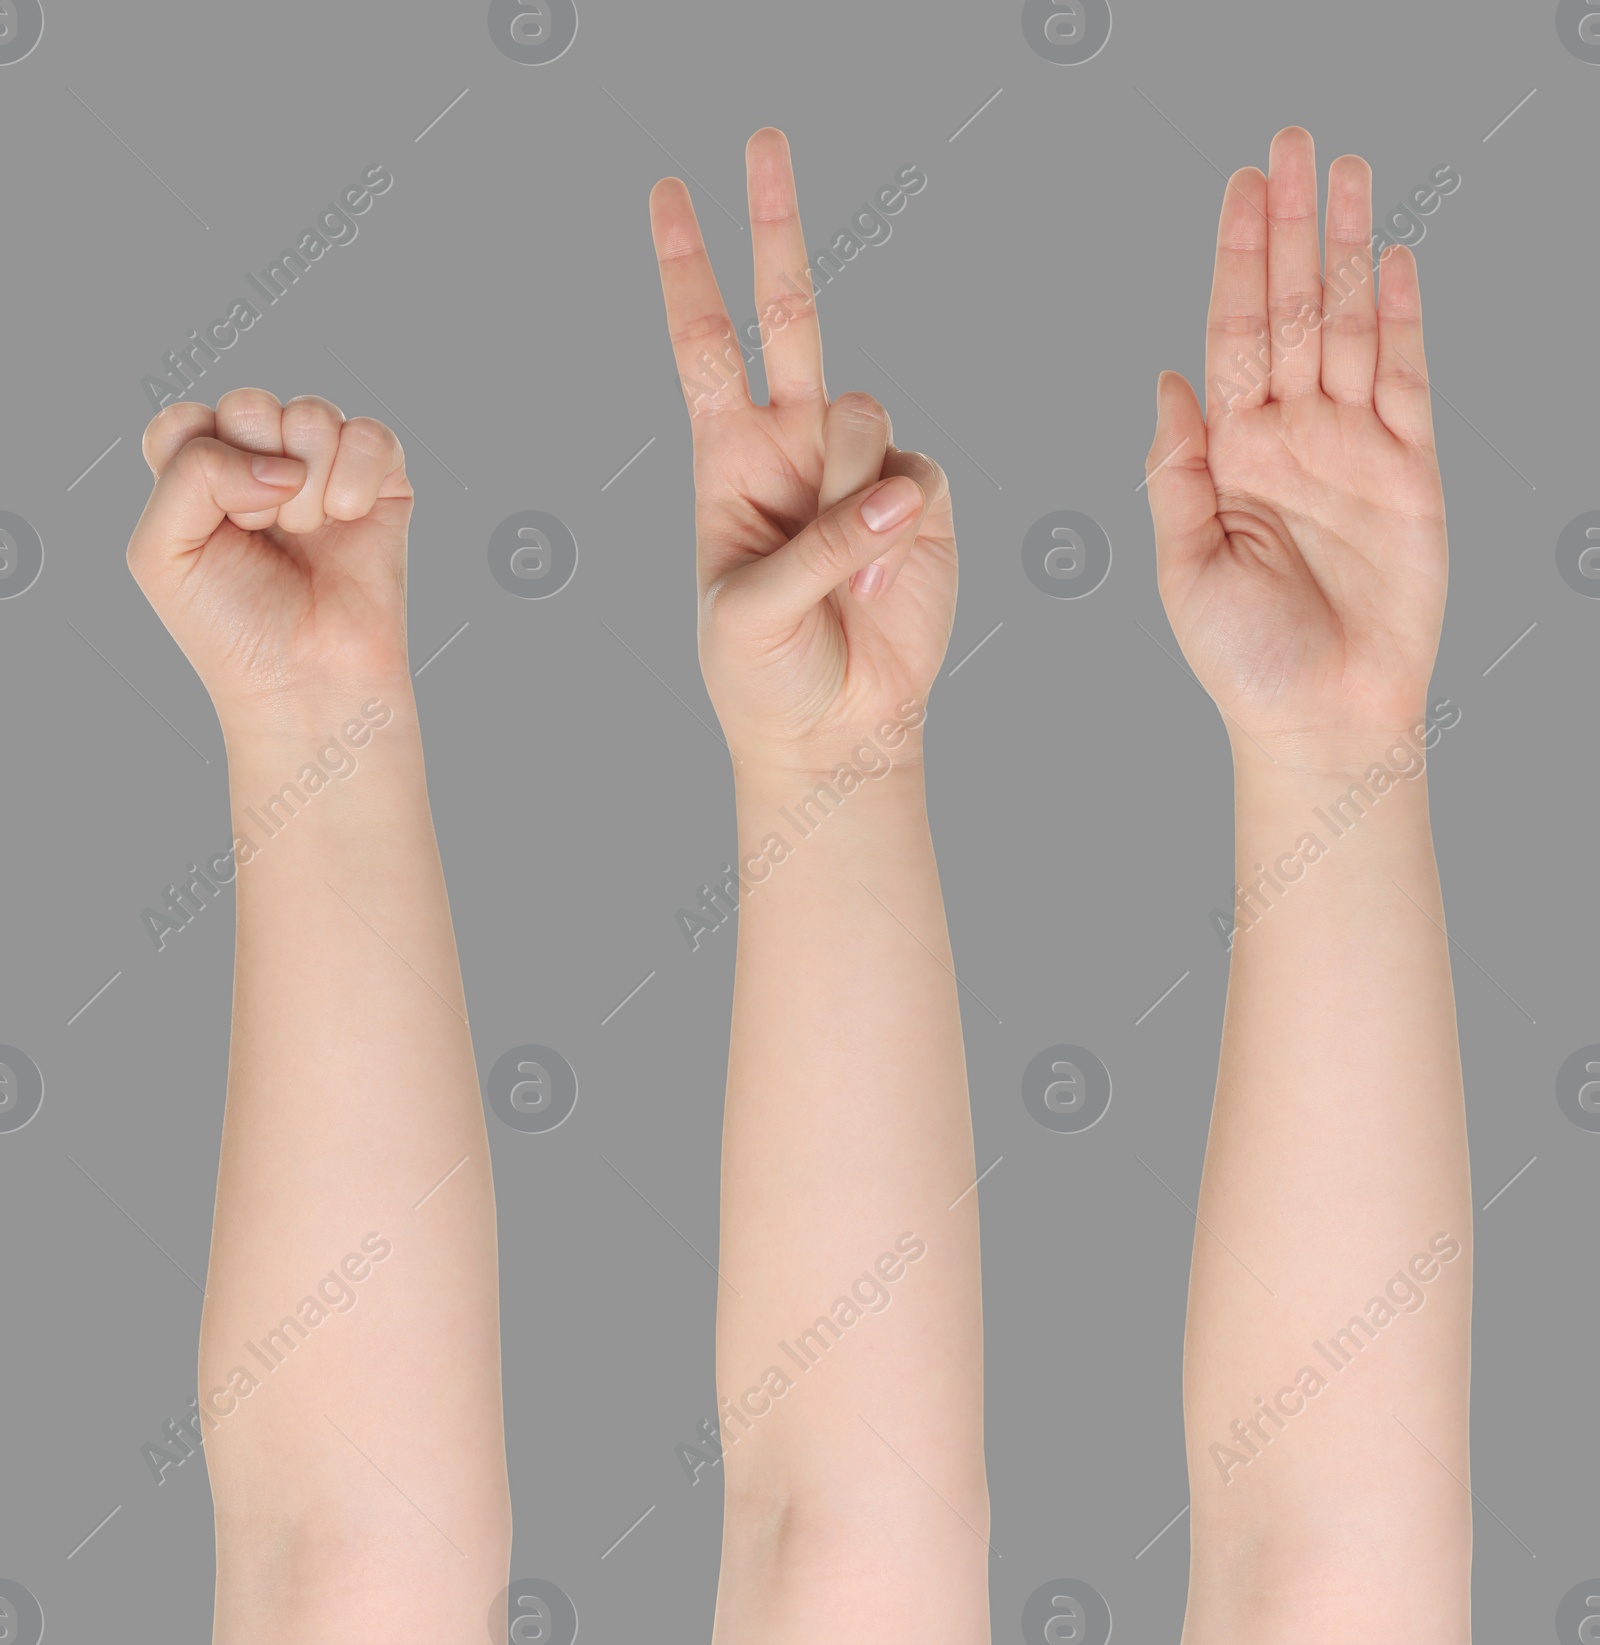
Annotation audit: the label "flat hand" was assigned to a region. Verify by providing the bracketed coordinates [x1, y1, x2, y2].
[1145, 127, 1447, 767]
[128, 390, 413, 734]
[650, 129, 957, 777]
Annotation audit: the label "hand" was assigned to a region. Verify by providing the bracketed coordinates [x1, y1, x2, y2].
[127, 390, 414, 738]
[1144, 127, 1447, 772]
[649, 128, 957, 779]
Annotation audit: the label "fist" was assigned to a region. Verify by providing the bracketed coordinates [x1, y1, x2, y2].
[127, 390, 414, 736]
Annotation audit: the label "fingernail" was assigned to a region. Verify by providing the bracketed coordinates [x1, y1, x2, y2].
[852, 561, 886, 599]
[860, 477, 920, 533]
[251, 455, 302, 487]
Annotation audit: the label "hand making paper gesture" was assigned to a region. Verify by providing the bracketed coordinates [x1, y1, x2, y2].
[1145, 130, 1472, 1645]
[1146, 126, 1447, 771]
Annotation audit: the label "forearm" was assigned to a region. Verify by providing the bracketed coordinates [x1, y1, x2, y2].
[1183, 737, 1472, 1643]
[200, 694, 510, 1639]
[711, 762, 989, 1642]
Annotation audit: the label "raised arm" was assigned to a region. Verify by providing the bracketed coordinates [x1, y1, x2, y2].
[650, 131, 989, 1642]
[1144, 129, 1471, 1643]
[127, 393, 511, 1643]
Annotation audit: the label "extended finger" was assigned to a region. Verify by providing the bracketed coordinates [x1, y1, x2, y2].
[1145, 371, 1224, 601]
[746, 128, 826, 408]
[1266, 127, 1324, 400]
[1374, 245, 1436, 447]
[1321, 155, 1379, 405]
[649, 177, 752, 423]
[1205, 168, 1270, 419]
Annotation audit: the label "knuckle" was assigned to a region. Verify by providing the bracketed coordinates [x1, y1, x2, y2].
[807, 509, 859, 577]
[142, 399, 203, 462]
[215, 386, 282, 420]
[700, 570, 745, 629]
[671, 311, 739, 350]
[282, 396, 344, 436]
[342, 416, 401, 466]
[171, 435, 224, 483]
[896, 451, 949, 503]
[830, 391, 888, 431]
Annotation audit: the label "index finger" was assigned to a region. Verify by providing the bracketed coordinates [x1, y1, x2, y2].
[1205, 167, 1270, 419]
[142, 401, 217, 475]
[126, 438, 304, 581]
[649, 177, 751, 422]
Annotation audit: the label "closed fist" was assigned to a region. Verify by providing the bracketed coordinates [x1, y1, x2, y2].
[127, 389, 414, 737]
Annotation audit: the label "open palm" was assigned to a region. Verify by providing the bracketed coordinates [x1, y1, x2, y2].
[128, 394, 414, 729]
[1146, 129, 1446, 762]
[651, 130, 957, 774]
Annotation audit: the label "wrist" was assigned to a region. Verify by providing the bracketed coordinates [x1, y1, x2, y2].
[219, 686, 418, 765]
[733, 757, 928, 864]
[1228, 706, 1456, 791]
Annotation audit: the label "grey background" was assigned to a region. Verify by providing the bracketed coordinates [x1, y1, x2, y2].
[0, 2, 1593, 1638]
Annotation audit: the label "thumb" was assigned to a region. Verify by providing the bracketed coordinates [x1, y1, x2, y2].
[127, 438, 306, 580]
[1144, 371, 1221, 591]
[730, 475, 927, 628]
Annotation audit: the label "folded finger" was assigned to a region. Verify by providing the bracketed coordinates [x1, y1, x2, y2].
[214, 388, 287, 529]
[818, 392, 892, 513]
[277, 396, 346, 533]
[324, 417, 407, 522]
[852, 446, 950, 600]
[142, 401, 217, 476]
[728, 476, 927, 629]
[127, 438, 305, 582]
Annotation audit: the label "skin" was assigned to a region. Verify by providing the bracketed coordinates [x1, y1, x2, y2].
[1145, 130, 1472, 1642]
[650, 130, 990, 1643]
[127, 392, 512, 1644]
